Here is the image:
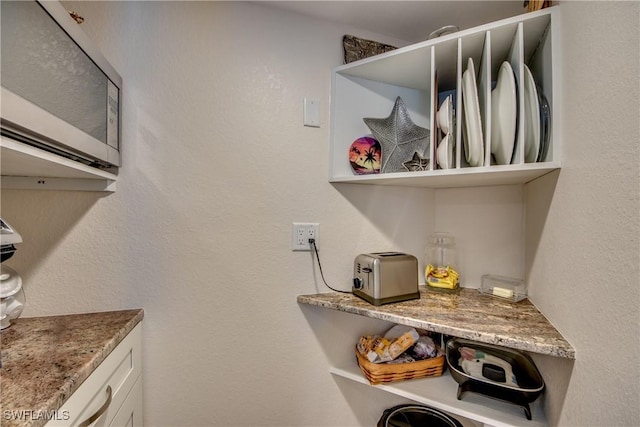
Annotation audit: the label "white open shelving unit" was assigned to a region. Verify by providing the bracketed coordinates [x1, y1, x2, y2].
[321, 7, 563, 426]
[329, 8, 559, 188]
[0, 136, 117, 192]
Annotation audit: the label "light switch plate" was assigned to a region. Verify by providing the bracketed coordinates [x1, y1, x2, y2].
[303, 98, 320, 127]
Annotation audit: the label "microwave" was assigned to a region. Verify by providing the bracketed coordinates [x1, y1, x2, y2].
[0, 0, 122, 169]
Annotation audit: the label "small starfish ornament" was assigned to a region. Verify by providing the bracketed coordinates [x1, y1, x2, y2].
[363, 97, 430, 173]
[403, 152, 431, 171]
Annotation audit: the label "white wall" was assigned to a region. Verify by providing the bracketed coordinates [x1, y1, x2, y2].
[2, 1, 637, 426]
[525, 1, 640, 426]
[0, 2, 476, 425]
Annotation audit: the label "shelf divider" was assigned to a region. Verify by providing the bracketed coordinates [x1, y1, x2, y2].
[456, 37, 463, 170]
[479, 30, 492, 167]
[510, 22, 525, 165]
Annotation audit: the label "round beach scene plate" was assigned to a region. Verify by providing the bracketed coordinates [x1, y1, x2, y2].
[349, 136, 381, 174]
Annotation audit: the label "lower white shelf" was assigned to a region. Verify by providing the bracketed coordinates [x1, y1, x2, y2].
[330, 364, 548, 427]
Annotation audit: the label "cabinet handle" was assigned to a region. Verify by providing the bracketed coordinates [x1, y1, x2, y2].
[78, 385, 112, 427]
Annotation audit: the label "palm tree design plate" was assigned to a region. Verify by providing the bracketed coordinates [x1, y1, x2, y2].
[349, 136, 381, 175]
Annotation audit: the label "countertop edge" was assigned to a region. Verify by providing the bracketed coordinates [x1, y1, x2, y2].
[52, 309, 145, 413]
[297, 292, 575, 360]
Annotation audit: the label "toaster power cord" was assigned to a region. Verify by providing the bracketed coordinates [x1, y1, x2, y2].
[309, 238, 351, 294]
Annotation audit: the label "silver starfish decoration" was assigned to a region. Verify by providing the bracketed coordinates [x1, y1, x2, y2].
[363, 97, 430, 173]
[403, 152, 431, 171]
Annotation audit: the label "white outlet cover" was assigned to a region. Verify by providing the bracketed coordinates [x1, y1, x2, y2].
[292, 222, 319, 251]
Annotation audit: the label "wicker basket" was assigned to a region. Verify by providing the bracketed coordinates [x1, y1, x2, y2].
[355, 345, 445, 385]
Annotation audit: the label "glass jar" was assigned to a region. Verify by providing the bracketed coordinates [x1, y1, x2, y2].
[425, 232, 459, 289]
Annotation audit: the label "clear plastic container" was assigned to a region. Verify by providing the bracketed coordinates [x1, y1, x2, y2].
[480, 274, 527, 302]
[425, 232, 459, 289]
[426, 232, 457, 267]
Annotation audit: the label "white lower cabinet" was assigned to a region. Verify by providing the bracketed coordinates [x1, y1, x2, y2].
[109, 377, 143, 427]
[46, 324, 143, 427]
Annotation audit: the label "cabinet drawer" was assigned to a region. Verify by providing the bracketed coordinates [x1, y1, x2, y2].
[47, 323, 142, 427]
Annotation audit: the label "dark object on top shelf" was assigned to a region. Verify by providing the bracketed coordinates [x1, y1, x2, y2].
[524, 0, 552, 12]
[343, 35, 397, 64]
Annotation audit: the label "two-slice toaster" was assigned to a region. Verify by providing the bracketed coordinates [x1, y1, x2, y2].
[352, 252, 419, 306]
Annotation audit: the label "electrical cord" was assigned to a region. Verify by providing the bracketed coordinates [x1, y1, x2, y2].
[309, 238, 351, 294]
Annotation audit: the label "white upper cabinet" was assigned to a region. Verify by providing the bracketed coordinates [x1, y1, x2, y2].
[329, 8, 559, 188]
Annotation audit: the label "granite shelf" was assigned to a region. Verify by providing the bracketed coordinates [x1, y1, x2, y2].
[297, 286, 574, 359]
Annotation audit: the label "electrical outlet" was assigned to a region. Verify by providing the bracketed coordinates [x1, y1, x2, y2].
[292, 223, 319, 251]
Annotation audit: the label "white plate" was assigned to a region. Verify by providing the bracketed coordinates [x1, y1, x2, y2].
[523, 65, 540, 163]
[437, 133, 455, 169]
[490, 61, 517, 165]
[462, 57, 484, 167]
[437, 94, 453, 135]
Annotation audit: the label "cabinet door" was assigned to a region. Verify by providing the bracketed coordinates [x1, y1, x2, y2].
[109, 377, 143, 427]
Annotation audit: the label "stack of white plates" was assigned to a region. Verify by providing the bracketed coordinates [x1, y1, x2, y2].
[461, 57, 484, 167]
[461, 59, 550, 167]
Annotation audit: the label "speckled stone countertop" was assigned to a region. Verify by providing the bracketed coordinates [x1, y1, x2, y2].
[298, 287, 574, 359]
[0, 309, 144, 427]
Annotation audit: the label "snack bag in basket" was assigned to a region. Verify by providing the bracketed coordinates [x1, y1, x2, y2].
[357, 325, 419, 363]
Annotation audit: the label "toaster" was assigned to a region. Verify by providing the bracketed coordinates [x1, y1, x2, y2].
[352, 252, 420, 306]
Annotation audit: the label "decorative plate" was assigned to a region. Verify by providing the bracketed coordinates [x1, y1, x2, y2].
[349, 136, 381, 174]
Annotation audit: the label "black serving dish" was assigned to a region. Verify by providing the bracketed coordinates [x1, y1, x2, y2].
[445, 338, 545, 420]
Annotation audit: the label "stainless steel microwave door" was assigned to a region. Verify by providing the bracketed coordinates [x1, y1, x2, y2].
[1, 1, 108, 144]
